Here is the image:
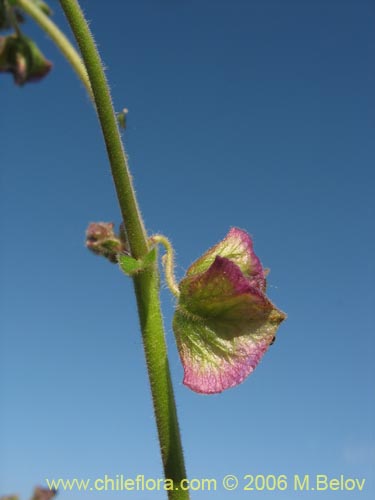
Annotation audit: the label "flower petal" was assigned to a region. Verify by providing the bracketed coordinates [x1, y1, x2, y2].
[187, 227, 266, 291]
[174, 256, 285, 394]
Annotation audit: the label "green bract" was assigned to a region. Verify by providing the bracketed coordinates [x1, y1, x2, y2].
[118, 248, 157, 276]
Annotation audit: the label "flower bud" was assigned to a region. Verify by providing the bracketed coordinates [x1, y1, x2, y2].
[31, 487, 56, 500]
[0, 34, 52, 85]
[86, 222, 127, 263]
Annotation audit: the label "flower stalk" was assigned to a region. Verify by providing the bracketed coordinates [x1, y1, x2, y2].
[4, 0, 22, 36]
[150, 234, 180, 297]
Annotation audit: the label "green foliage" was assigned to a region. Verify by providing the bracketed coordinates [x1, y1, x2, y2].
[118, 248, 157, 276]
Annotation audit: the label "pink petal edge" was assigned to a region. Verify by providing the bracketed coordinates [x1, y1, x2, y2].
[181, 336, 272, 394]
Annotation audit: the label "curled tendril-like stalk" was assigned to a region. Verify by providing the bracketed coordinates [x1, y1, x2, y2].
[149, 234, 180, 297]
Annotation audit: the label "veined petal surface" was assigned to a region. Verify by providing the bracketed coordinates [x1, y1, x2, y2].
[174, 256, 285, 394]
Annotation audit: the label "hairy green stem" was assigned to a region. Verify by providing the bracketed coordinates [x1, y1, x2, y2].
[57, 1, 189, 497]
[15, 0, 93, 101]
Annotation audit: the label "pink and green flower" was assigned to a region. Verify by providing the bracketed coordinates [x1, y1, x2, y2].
[173, 228, 286, 394]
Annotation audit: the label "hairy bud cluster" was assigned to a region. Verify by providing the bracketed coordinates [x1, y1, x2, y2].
[86, 222, 128, 264]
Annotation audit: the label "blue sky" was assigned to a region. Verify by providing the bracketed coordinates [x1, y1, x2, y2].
[1, 0, 374, 498]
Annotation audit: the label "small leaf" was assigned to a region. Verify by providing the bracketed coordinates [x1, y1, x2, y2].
[118, 248, 157, 276]
[118, 255, 142, 275]
[143, 247, 157, 266]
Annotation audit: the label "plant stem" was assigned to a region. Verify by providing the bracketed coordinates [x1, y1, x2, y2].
[57, 1, 189, 497]
[15, 0, 93, 101]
